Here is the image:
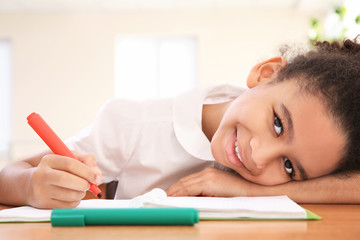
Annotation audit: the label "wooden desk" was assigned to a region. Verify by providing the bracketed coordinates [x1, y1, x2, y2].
[0, 204, 359, 240]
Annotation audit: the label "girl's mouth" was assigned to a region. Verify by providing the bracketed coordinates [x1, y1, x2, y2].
[226, 131, 245, 168]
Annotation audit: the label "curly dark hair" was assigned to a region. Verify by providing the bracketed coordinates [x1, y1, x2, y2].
[276, 37, 360, 175]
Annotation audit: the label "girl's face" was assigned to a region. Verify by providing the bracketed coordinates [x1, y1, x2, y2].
[211, 80, 346, 185]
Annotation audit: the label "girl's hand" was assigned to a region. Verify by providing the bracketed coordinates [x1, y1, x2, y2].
[26, 152, 102, 209]
[166, 167, 257, 197]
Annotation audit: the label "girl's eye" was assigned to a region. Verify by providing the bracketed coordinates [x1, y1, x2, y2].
[274, 114, 283, 136]
[284, 157, 294, 177]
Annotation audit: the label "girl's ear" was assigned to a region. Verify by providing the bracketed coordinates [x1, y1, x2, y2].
[246, 57, 287, 88]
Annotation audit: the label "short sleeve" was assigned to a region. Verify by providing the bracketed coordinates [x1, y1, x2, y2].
[66, 99, 143, 183]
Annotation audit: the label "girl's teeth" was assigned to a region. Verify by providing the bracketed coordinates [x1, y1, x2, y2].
[234, 139, 243, 163]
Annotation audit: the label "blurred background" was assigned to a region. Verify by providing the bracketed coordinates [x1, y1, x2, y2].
[0, 0, 359, 168]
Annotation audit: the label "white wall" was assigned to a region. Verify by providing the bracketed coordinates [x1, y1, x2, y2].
[0, 9, 319, 164]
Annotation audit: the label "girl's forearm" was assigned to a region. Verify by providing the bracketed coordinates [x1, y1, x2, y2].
[252, 172, 360, 204]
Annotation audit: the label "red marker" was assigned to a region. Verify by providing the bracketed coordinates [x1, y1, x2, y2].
[27, 112, 102, 199]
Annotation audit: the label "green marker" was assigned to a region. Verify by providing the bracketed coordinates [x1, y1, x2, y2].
[51, 208, 199, 226]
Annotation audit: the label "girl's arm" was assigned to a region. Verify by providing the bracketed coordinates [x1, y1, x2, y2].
[260, 172, 360, 204]
[166, 167, 360, 204]
[0, 151, 101, 208]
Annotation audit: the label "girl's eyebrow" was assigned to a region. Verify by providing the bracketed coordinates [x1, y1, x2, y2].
[280, 103, 308, 180]
[280, 103, 294, 142]
[293, 157, 309, 180]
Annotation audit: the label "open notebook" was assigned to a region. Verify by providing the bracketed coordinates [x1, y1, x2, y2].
[0, 188, 320, 222]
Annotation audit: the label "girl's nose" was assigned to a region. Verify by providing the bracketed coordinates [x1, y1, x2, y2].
[250, 137, 282, 173]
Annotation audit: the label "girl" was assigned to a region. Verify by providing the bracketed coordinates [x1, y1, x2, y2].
[1, 38, 359, 208]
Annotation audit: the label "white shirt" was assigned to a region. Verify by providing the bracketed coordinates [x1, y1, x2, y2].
[67, 84, 245, 199]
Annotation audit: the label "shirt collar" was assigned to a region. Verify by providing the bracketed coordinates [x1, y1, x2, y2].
[173, 84, 245, 160]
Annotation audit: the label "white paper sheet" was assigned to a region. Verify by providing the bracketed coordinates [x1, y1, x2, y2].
[0, 188, 306, 222]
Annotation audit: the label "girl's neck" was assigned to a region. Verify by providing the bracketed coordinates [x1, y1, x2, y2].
[202, 101, 232, 142]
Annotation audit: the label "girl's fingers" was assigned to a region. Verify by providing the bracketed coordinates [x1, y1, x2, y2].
[48, 184, 87, 202]
[28, 180, 86, 209]
[46, 169, 90, 192]
[166, 173, 204, 196]
[74, 152, 103, 183]
[41, 198, 82, 209]
[28, 152, 102, 208]
[167, 167, 241, 197]
[167, 184, 202, 197]
[40, 154, 99, 185]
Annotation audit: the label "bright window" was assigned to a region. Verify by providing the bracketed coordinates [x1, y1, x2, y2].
[115, 36, 197, 100]
[0, 40, 11, 158]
